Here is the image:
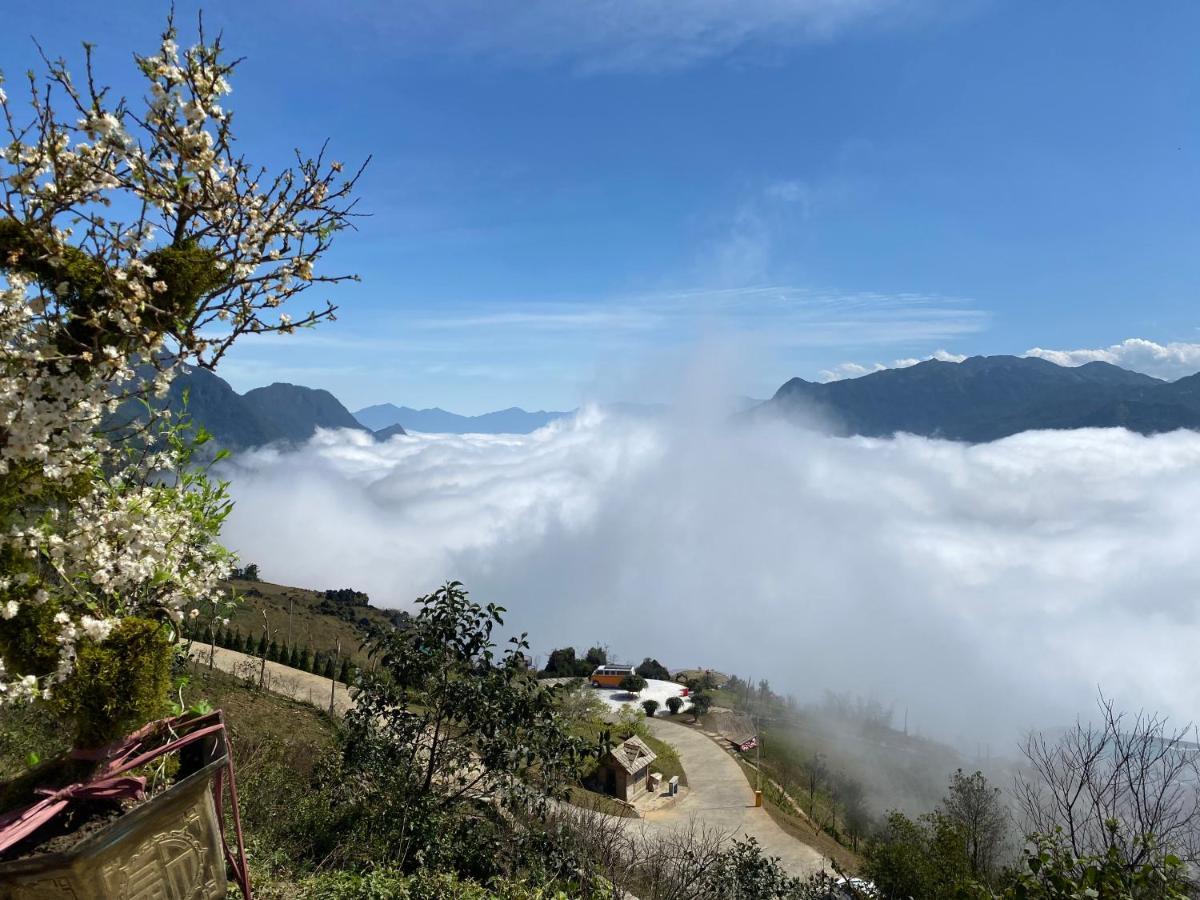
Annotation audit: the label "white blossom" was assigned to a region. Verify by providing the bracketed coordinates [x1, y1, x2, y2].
[0, 17, 356, 704]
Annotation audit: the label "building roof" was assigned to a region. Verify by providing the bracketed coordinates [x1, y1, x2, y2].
[602, 735, 657, 775]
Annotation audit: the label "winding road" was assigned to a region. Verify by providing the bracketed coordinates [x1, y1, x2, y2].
[193, 645, 829, 877]
[640, 716, 829, 878]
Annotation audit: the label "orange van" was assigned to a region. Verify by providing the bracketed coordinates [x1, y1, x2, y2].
[590, 665, 634, 688]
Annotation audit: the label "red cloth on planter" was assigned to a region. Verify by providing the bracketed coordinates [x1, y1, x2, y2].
[0, 710, 251, 898]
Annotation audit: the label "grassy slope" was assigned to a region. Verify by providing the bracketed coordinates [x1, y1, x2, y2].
[217, 578, 398, 668]
[184, 660, 336, 749]
[643, 732, 686, 787]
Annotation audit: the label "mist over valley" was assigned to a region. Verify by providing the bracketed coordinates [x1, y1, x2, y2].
[216, 384, 1200, 754]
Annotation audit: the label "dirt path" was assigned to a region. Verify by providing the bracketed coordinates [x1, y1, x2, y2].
[188, 644, 355, 717]
[639, 716, 829, 878]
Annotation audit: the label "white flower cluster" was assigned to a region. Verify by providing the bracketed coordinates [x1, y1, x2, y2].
[0, 19, 359, 705]
[0, 256, 234, 699]
[0, 28, 270, 704]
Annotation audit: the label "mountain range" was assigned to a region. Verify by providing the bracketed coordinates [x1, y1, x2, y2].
[355, 403, 570, 435]
[126, 354, 1200, 451]
[121, 365, 383, 449]
[756, 354, 1200, 441]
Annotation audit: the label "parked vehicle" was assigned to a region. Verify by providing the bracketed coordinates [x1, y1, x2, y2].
[590, 664, 635, 687]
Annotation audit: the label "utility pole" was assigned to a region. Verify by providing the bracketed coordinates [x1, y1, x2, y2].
[258, 609, 272, 691]
[329, 638, 341, 717]
[756, 720, 762, 794]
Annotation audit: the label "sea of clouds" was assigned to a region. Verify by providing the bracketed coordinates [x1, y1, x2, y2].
[219, 409, 1200, 749]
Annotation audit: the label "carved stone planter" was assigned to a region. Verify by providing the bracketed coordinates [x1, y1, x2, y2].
[0, 739, 228, 900]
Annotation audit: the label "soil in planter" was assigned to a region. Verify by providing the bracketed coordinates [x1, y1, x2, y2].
[1, 799, 127, 861]
[0, 756, 174, 862]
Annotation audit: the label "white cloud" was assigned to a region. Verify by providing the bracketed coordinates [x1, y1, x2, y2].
[819, 348, 966, 381]
[385, 0, 956, 73]
[415, 289, 986, 347]
[1023, 339, 1200, 382]
[221, 411, 1200, 748]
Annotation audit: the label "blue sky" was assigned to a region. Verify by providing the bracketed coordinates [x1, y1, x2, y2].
[5, 1, 1200, 413]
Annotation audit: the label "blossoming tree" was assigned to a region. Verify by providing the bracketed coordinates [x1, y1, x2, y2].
[0, 16, 364, 746]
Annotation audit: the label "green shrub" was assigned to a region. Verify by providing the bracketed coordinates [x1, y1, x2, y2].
[52, 617, 173, 748]
[666, 696, 683, 715]
[618, 674, 646, 695]
[641, 699, 660, 717]
[297, 869, 573, 900]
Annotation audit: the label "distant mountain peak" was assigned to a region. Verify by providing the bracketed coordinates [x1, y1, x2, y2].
[354, 404, 573, 434]
[114, 369, 370, 450]
[761, 354, 1198, 442]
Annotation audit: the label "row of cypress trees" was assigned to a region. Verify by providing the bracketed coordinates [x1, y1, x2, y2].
[194, 623, 356, 684]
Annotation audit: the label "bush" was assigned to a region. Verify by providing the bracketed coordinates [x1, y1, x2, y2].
[689, 692, 713, 720]
[339, 583, 591, 873]
[297, 869, 573, 900]
[642, 700, 660, 718]
[51, 617, 173, 747]
[666, 696, 683, 715]
[618, 674, 646, 695]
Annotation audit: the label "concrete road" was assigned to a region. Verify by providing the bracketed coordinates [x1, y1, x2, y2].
[638, 716, 829, 879]
[188, 644, 355, 717]
[191, 646, 827, 877]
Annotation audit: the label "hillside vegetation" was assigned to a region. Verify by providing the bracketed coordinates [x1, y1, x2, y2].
[207, 576, 404, 670]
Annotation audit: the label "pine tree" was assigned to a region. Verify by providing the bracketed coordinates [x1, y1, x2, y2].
[267, 640, 279, 662]
[338, 659, 352, 684]
[287, 645, 299, 668]
[202, 625, 214, 645]
[298, 647, 311, 672]
[322, 657, 336, 679]
[256, 632, 268, 658]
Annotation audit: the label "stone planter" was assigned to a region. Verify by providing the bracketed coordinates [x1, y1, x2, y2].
[0, 735, 228, 900]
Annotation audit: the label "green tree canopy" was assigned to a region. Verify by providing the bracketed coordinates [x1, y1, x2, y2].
[618, 674, 647, 695]
[339, 582, 589, 868]
[635, 658, 671, 680]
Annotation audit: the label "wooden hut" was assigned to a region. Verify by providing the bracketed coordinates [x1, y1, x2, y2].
[595, 736, 658, 802]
